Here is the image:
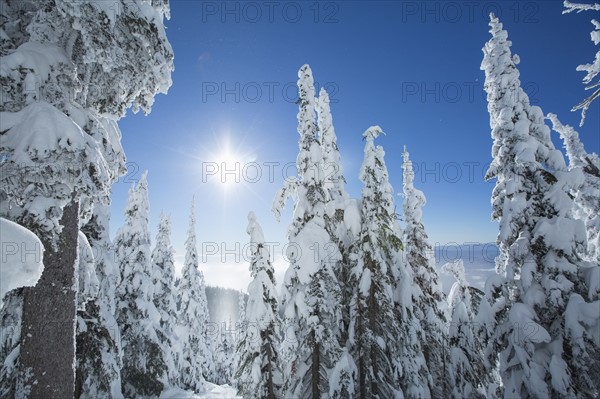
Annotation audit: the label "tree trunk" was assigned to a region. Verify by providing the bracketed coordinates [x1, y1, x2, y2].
[311, 332, 321, 399]
[17, 199, 79, 399]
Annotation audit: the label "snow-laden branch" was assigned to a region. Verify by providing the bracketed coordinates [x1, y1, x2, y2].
[563, 2, 600, 125]
[563, 1, 600, 13]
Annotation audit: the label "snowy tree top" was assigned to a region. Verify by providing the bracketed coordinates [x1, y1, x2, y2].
[246, 211, 265, 245]
[297, 64, 317, 139]
[362, 125, 385, 141]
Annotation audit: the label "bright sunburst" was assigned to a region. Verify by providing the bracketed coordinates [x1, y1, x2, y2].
[213, 146, 242, 190]
[202, 135, 256, 194]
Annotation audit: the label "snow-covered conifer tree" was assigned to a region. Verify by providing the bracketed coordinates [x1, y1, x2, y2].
[401, 146, 449, 397]
[151, 212, 178, 385]
[76, 204, 123, 398]
[442, 260, 489, 399]
[316, 86, 358, 399]
[548, 113, 600, 264]
[237, 291, 247, 334]
[317, 88, 348, 207]
[349, 126, 402, 398]
[0, 1, 173, 395]
[115, 172, 169, 397]
[481, 14, 600, 398]
[234, 291, 247, 390]
[563, 1, 600, 125]
[175, 198, 210, 392]
[0, 291, 24, 397]
[272, 64, 345, 398]
[212, 319, 236, 386]
[235, 212, 282, 399]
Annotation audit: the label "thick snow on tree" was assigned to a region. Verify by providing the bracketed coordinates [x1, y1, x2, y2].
[76, 204, 124, 399]
[175, 198, 210, 393]
[151, 212, 178, 385]
[563, 1, 600, 126]
[317, 88, 348, 206]
[233, 291, 247, 391]
[0, 0, 173, 245]
[238, 291, 247, 328]
[235, 212, 282, 399]
[401, 146, 449, 397]
[77, 231, 98, 310]
[273, 64, 345, 398]
[211, 319, 236, 386]
[315, 86, 358, 399]
[115, 172, 169, 398]
[0, 218, 43, 303]
[349, 126, 403, 399]
[0, 290, 23, 398]
[481, 14, 600, 398]
[548, 113, 600, 265]
[0, 220, 43, 395]
[0, 0, 173, 395]
[442, 260, 489, 398]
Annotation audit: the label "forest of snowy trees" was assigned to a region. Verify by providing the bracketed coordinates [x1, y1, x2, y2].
[0, 0, 599, 398]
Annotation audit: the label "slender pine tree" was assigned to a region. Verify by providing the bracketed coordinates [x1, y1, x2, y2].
[481, 14, 600, 398]
[235, 212, 282, 399]
[349, 126, 403, 399]
[151, 212, 178, 386]
[115, 172, 169, 398]
[273, 64, 345, 398]
[175, 198, 210, 392]
[401, 146, 449, 397]
[76, 204, 123, 398]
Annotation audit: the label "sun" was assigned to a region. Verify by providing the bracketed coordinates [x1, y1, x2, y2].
[213, 147, 242, 190]
[202, 135, 254, 193]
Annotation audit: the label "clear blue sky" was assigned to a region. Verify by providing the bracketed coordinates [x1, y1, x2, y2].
[110, 0, 600, 290]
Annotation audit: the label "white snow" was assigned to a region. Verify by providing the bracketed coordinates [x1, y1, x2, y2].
[0, 42, 69, 89]
[160, 383, 240, 399]
[0, 218, 44, 304]
[343, 199, 361, 239]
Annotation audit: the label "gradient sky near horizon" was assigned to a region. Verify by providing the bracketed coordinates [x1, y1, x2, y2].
[109, 0, 600, 291]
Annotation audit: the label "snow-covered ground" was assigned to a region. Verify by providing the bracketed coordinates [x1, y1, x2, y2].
[161, 383, 240, 399]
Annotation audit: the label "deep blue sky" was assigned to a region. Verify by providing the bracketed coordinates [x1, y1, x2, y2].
[110, 0, 600, 289]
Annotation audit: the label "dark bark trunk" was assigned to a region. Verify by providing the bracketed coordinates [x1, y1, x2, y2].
[17, 199, 79, 399]
[311, 332, 321, 399]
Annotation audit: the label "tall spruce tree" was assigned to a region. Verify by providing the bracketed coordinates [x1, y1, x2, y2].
[234, 291, 247, 391]
[316, 86, 357, 399]
[401, 146, 449, 397]
[235, 212, 282, 399]
[115, 172, 169, 398]
[481, 14, 600, 398]
[273, 64, 345, 398]
[151, 212, 178, 386]
[442, 260, 488, 399]
[76, 204, 123, 398]
[175, 198, 210, 392]
[349, 126, 403, 398]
